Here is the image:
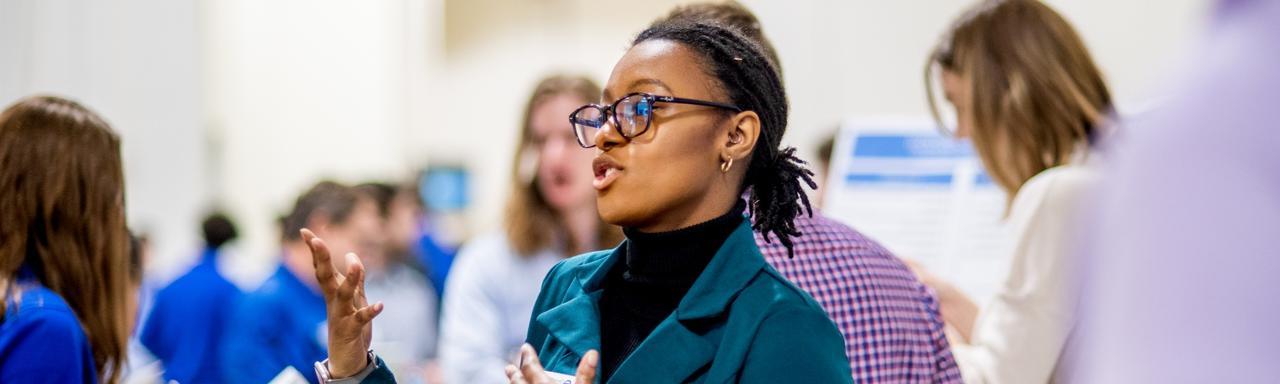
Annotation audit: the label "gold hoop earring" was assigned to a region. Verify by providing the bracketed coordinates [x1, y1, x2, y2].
[721, 157, 734, 173]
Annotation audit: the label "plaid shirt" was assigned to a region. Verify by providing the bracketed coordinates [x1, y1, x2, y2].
[756, 213, 962, 383]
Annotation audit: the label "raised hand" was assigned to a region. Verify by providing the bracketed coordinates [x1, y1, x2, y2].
[302, 228, 385, 378]
[504, 344, 598, 384]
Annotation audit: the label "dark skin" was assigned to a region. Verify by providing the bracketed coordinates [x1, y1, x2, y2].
[301, 38, 762, 381]
[591, 39, 761, 233]
[507, 39, 763, 382]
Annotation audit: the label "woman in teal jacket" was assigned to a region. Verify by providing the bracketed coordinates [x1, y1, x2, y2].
[301, 19, 852, 384]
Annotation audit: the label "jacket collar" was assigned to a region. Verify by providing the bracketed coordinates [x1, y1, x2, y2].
[536, 221, 768, 382]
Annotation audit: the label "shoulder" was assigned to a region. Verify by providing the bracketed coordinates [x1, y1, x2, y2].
[736, 278, 852, 380]
[1, 287, 91, 356]
[756, 213, 891, 261]
[240, 273, 293, 312]
[1015, 164, 1100, 210]
[737, 265, 831, 321]
[540, 250, 611, 289]
[529, 250, 612, 310]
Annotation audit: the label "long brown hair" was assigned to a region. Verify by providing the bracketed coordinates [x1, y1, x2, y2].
[505, 75, 622, 256]
[927, 0, 1113, 200]
[0, 95, 130, 383]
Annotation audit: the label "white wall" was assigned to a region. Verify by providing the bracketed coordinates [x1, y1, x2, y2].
[426, 0, 690, 236]
[742, 0, 1206, 159]
[0, 0, 205, 278]
[203, 0, 445, 281]
[427, 0, 1207, 238]
[1, 0, 1210, 282]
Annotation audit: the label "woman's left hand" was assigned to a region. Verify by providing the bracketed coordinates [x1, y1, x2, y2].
[905, 259, 978, 342]
[504, 344, 598, 384]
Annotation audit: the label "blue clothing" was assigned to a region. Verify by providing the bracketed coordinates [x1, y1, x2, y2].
[222, 264, 327, 384]
[416, 233, 455, 298]
[0, 272, 98, 383]
[140, 248, 243, 384]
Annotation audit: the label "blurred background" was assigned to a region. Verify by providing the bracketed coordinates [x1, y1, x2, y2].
[0, 0, 1205, 284]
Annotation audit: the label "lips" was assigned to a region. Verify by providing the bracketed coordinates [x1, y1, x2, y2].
[592, 156, 623, 191]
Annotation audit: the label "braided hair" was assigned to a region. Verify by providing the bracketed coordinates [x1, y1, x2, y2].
[634, 21, 816, 255]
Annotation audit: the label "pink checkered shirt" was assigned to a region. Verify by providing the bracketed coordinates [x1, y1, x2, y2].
[755, 213, 962, 383]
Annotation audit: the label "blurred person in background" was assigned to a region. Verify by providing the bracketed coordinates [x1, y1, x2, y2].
[355, 182, 440, 383]
[657, 2, 963, 381]
[300, 19, 856, 383]
[140, 212, 244, 383]
[0, 95, 133, 383]
[410, 168, 462, 300]
[382, 177, 454, 304]
[438, 74, 623, 384]
[1077, 0, 1280, 382]
[221, 181, 383, 383]
[912, 0, 1114, 382]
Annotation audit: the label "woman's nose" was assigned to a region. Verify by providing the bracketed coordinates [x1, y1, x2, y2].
[594, 119, 625, 150]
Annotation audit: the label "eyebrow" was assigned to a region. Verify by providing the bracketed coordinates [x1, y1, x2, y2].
[603, 78, 673, 101]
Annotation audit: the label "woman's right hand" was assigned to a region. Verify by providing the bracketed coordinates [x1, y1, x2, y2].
[504, 344, 598, 384]
[302, 229, 385, 378]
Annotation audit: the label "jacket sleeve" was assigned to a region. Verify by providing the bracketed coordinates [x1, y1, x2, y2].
[740, 305, 853, 383]
[315, 356, 398, 384]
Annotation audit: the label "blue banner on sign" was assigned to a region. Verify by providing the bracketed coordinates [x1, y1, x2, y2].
[846, 173, 954, 185]
[852, 135, 975, 158]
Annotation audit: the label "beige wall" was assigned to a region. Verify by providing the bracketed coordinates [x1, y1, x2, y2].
[426, 0, 1206, 236]
[206, 0, 1207, 279]
[2, 0, 1206, 281]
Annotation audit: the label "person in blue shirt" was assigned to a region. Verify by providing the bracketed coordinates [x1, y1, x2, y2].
[140, 212, 245, 383]
[0, 95, 134, 384]
[222, 181, 386, 383]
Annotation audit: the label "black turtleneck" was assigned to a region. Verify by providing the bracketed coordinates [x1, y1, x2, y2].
[597, 199, 746, 380]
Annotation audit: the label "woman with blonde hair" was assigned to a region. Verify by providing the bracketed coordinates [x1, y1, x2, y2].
[914, 0, 1114, 382]
[436, 74, 623, 384]
[0, 95, 133, 383]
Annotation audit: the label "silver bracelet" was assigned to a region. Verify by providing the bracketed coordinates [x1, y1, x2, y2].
[314, 350, 377, 384]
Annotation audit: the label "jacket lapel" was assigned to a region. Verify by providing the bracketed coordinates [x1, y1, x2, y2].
[534, 247, 622, 364]
[607, 318, 717, 383]
[608, 222, 768, 383]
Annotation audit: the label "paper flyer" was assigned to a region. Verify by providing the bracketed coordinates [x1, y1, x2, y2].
[822, 117, 1012, 304]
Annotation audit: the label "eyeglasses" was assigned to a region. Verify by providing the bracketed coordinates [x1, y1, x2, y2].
[568, 92, 742, 148]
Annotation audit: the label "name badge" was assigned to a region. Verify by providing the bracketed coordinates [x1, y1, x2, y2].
[544, 371, 576, 384]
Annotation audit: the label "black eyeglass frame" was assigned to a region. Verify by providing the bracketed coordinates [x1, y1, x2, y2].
[568, 92, 743, 148]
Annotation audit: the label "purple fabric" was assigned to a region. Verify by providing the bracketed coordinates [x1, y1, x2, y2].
[756, 214, 962, 383]
[1076, 1, 1280, 382]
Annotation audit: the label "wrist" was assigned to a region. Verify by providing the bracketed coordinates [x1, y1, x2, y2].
[329, 350, 372, 379]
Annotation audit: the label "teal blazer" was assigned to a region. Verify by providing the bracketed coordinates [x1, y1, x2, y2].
[344, 222, 850, 383]
[526, 221, 852, 383]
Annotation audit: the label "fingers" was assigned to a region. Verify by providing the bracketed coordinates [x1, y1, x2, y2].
[575, 349, 598, 384]
[351, 253, 370, 308]
[353, 302, 384, 324]
[505, 365, 526, 384]
[336, 252, 365, 305]
[517, 344, 547, 384]
[301, 229, 340, 295]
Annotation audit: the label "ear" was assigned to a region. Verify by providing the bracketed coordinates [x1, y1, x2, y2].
[722, 111, 761, 164]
